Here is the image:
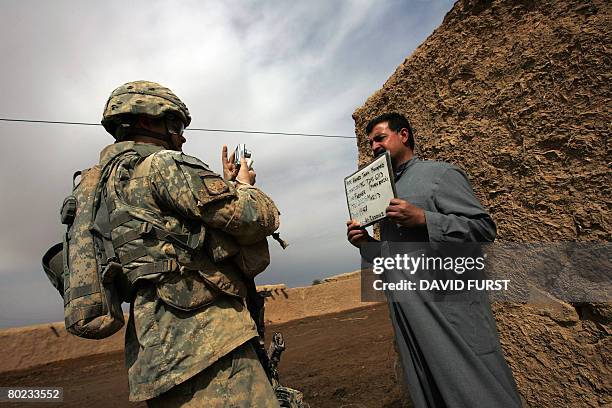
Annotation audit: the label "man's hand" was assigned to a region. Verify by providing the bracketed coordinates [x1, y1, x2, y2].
[222, 145, 256, 185]
[386, 198, 426, 228]
[346, 219, 370, 248]
[236, 157, 256, 185]
[221, 145, 238, 181]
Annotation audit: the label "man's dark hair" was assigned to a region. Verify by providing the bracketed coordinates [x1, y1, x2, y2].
[365, 112, 415, 150]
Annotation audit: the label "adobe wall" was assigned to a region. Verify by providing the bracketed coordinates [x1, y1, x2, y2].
[352, 1, 610, 406]
[0, 272, 378, 373]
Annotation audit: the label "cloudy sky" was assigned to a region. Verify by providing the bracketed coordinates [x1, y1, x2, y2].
[0, 0, 454, 328]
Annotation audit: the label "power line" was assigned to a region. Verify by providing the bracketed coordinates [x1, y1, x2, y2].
[189, 127, 354, 139]
[0, 117, 356, 139]
[0, 118, 100, 126]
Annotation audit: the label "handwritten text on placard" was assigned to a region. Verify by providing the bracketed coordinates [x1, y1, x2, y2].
[344, 153, 396, 226]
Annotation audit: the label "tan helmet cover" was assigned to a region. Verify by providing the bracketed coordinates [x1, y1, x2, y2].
[101, 80, 191, 138]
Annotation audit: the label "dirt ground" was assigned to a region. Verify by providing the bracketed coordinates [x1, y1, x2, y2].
[0, 304, 410, 408]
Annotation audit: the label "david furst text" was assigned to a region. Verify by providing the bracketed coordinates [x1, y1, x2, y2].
[370, 254, 510, 292]
[372, 279, 511, 292]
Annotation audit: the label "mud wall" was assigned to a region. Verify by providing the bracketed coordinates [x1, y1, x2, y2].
[352, 0, 610, 406]
[0, 273, 377, 373]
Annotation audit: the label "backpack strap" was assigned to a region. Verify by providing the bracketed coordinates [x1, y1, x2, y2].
[111, 220, 202, 251]
[126, 259, 178, 282]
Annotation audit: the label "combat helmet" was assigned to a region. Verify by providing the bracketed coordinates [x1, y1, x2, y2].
[101, 80, 191, 138]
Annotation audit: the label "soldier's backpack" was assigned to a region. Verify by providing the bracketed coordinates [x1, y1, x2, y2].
[43, 160, 125, 339]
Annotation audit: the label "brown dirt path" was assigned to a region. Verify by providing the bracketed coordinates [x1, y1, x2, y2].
[0, 304, 409, 408]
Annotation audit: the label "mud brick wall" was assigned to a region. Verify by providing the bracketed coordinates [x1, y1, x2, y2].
[352, 1, 611, 406]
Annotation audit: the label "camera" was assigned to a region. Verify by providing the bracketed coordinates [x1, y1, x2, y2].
[234, 144, 253, 169]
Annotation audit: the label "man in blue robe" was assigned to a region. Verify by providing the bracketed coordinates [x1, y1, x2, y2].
[347, 112, 521, 408]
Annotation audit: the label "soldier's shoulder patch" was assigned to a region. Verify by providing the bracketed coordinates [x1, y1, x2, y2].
[202, 176, 229, 195]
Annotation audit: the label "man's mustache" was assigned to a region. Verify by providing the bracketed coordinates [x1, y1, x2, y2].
[374, 148, 386, 158]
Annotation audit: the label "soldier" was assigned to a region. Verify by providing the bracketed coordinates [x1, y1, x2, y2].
[98, 80, 281, 407]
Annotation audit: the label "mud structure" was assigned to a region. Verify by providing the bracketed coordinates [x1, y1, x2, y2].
[353, 0, 610, 406]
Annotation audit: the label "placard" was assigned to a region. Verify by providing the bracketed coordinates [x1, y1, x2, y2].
[344, 152, 397, 227]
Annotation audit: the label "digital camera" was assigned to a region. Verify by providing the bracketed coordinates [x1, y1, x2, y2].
[234, 144, 253, 169]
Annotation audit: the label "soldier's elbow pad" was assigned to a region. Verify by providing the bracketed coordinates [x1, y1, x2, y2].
[236, 187, 280, 237]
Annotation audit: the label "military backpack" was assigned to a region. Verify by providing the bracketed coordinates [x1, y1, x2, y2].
[43, 157, 128, 339]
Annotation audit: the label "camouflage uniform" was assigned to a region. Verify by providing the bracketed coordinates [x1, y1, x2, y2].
[146, 342, 276, 408]
[97, 82, 280, 406]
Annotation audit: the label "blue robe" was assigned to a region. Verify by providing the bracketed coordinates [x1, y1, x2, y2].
[364, 157, 521, 408]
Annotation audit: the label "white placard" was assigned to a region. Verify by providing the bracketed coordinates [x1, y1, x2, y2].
[344, 152, 397, 227]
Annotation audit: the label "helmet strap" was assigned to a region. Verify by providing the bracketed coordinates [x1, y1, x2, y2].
[118, 127, 172, 149]
[122, 115, 180, 150]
